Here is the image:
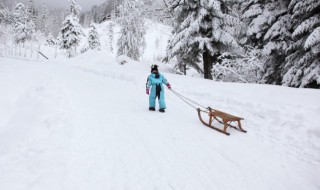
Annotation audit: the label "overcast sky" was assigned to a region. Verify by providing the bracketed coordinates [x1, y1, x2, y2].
[44, 0, 105, 11]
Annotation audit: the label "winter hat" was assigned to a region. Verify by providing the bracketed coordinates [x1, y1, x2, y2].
[151, 64, 158, 72]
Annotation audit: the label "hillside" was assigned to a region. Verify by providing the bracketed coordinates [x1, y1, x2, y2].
[0, 51, 319, 190]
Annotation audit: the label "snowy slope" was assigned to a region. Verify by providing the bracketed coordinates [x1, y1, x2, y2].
[0, 52, 320, 190]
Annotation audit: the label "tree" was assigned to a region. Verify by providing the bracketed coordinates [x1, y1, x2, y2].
[165, 0, 241, 79]
[12, 3, 35, 45]
[60, 0, 84, 57]
[88, 23, 101, 50]
[283, 0, 320, 88]
[60, 15, 84, 57]
[117, 0, 146, 61]
[0, 2, 4, 24]
[240, 0, 292, 85]
[38, 3, 49, 35]
[108, 22, 115, 53]
[67, 0, 81, 18]
[46, 33, 56, 46]
[26, 0, 37, 25]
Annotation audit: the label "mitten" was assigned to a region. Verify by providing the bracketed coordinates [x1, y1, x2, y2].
[146, 88, 150, 95]
[166, 83, 171, 89]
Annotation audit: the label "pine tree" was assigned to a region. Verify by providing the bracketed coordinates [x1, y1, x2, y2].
[165, 0, 241, 79]
[283, 0, 320, 88]
[0, 2, 4, 24]
[117, 0, 146, 61]
[49, 8, 63, 37]
[60, 15, 84, 57]
[67, 0, 81, 18]
[26, 0, 37, 25]
[60, 0, 84, 57]
[12, 3, 35, 45]
[108, 22, 115, 53]
[46, 33, 56, 46]
[240, 0, 295, 85]
[88, 23, 101, 50]
[38, 3, 49, 35]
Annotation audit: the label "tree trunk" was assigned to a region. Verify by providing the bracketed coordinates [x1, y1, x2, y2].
[203, 51, 213, 79]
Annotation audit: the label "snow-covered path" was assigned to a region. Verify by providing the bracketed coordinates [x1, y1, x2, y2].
[0, 54, 319, 190]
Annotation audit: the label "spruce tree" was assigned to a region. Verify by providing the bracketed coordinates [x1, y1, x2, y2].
[117, 0, 146, 61]
[26, 0, 37, 25]
[284, 0, 320, 88]
[67, 0, 81, 18]
[165, 0, 241, 79]
[108, 22, 115, 53]
[46, 33, 56, 46]
[240, 0, 294, 85]
[60, 15, 83, 57]
[88, 23, 101, 50]
[38, 3, 49, 35]
[0, 2, 4, 24]
[60, 0, 84, 57]
[12, 3, 35, 45]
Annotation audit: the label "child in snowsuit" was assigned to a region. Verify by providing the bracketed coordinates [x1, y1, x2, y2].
[146, 65, 171, 113]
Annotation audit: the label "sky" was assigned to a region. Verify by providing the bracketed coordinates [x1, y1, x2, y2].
[45, 0, 105, 11]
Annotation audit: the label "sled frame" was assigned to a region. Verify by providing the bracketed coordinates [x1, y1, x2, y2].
[197, 107, 246, 136]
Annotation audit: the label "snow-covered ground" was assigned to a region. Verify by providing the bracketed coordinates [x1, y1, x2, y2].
[0, 51, 319, 190]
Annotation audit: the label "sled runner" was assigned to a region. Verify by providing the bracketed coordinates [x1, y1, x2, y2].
[197, 107, 246, 135]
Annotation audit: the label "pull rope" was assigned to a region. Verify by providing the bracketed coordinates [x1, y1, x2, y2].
[169, 89, 209, 113]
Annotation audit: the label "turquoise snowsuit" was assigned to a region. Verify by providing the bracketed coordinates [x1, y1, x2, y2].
[146, 73, 169, 109]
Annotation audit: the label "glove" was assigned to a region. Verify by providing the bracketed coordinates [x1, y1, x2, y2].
[166, 83, 171, 89]
[146, 88, 149, 95]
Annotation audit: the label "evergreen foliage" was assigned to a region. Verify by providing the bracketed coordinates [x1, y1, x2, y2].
[0, 2, 4, 23]
[12, 3, 35, 44]
[60, 15, 84, 57]
[117, 0, 146, 61]
[108, 22, 115, 53]
[283, 0, 320, 88]
[67, 0, 81, 18]
[88, 23, 101, 50]
[165, 0, 241, 79]
[46, 33, 56, 46]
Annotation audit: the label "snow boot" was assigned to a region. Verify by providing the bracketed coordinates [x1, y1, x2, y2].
[159, 109, 165, 113]
[149, 107, 155, 111]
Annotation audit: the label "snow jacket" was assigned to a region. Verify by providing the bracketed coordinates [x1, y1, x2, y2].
[146, 73, 169, 109]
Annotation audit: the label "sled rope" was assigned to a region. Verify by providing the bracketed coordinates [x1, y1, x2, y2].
[170, 89, 208, 112]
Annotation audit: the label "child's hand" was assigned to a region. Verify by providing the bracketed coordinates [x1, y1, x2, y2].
[146, 88, 150, 95]
[166, 83, 171, 89]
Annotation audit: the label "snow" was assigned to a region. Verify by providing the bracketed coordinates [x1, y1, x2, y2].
[0, 51, 320, 190]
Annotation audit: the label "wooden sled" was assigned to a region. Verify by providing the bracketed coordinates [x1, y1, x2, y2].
[197, 107, 247, 136]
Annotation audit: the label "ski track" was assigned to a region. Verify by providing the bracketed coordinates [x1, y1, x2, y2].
[0, 57, 319, 190]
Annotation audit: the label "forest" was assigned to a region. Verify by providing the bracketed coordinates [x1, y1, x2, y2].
[0, 0, 319, 88]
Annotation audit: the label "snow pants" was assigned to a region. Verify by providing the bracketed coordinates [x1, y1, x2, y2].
[149, 84, 166, 109]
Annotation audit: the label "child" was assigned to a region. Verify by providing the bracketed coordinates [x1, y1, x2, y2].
[146, 65, 171, 113]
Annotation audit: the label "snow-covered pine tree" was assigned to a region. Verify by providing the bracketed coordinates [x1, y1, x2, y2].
[49, 8, 63, 37]
[88, 23, 101, 50]
[165, 0, 241, 79]
[108, 22, 115, 53]
[240, 0, 296, 85]
[38, 3, 49, 35]
[0, 2, 4, 24]
[283, 0, 320, 88]
[26, 0, 37, 26]
[60, 0, 84, 57]
[258, 0, 292, 85]
[12, 3, 35, 45]
[117, 0, 146, 61]
[60, 15, 84, 57]
[67, 0, 81, 18]
[46, 33, 56, 46]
